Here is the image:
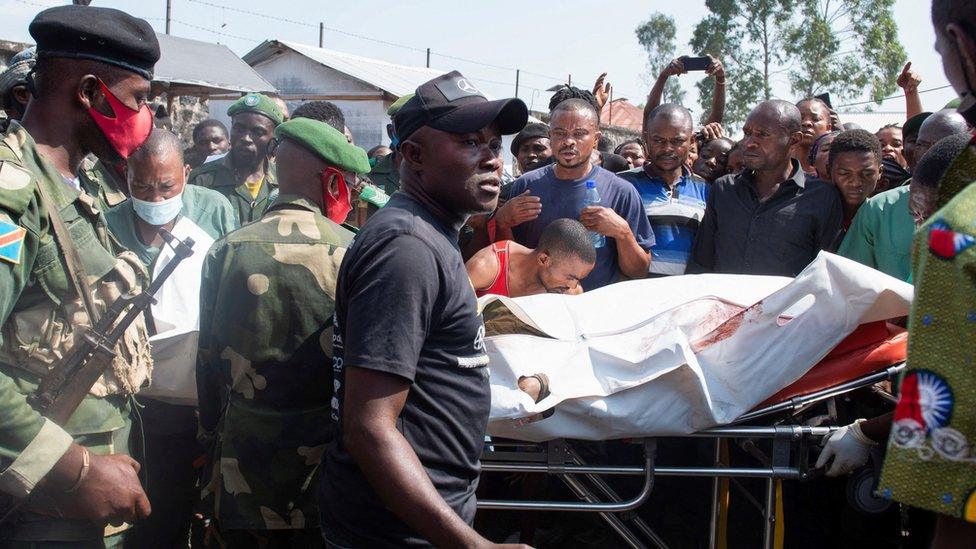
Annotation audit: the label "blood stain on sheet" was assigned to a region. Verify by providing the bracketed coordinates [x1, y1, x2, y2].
[691, 302, 762, 354]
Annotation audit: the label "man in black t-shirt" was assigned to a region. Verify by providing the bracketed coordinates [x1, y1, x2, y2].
[319, 71, 529, 548]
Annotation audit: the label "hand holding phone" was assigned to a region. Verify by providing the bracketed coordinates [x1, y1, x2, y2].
[680, 56, 712, 72]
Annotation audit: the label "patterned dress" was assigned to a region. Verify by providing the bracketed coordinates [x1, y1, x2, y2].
[879, 136, 976, 521]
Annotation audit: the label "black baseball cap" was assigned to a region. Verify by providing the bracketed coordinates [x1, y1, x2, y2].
[393, 71, 528, 142]
[30, 5, 159, 80]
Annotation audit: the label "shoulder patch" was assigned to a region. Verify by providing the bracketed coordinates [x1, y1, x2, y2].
[0, 161, 36, 216]
[0, 219, 27, 264]
[0, 161, 32, 191]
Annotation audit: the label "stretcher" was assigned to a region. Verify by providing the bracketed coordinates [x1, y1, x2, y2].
[478, 321, 907, 549]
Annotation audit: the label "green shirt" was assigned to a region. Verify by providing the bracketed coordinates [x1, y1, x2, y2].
[368, 152, 400, 195]
[0, 123, 133, 501]
[879, 138, 976, 522]
[105, 184, 238, 269]
[197, 194, 352, 530]
[188, 154, 277, 226]
[838, 185, 914, 281]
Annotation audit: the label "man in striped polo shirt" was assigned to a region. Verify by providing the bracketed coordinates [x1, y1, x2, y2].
[619, 104, 710, 276]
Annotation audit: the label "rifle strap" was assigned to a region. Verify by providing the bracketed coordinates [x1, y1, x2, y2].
[36, 181, 101, 324]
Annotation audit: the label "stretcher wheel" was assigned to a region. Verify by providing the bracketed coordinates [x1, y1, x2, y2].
[846, 466, 892, 515]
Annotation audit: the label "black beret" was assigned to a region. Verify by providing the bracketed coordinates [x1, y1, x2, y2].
[510, 122, 550, 155]
[29, 5, 160, 80]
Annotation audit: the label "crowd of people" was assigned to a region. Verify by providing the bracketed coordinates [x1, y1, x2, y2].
[0, 1, 975, 548]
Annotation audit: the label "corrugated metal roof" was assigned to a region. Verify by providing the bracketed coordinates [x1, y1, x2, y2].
[600, 99, 643, 131]
[244, 40, 445, 98]
[835, 110, 907, 133]
[154, 33, 277, 95]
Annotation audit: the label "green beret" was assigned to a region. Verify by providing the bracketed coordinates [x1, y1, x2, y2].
[275, 118, 371, 174]
[387, 93, 414, 116]
[228, 93, 284, 125]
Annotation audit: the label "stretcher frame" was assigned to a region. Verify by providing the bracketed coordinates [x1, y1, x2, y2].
[477, 361, 906, 549]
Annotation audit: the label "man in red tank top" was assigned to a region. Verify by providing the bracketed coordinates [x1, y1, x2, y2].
[466, 218, 595, 297]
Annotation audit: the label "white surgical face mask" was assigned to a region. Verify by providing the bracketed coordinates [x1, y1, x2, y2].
[131, 191, 183, 226]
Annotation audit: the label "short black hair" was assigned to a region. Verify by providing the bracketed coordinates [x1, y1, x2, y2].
[292, 100, 345, 132]
[192, 119, 227, 142]
[644, 103, 694, 133]
[548, 86, 600, 115]
[550, 97, 600, 125]
[827, 129, 882, 174]
[130, 128, 183, 165]
[932, 0, 975, 36]
[914, 133, 971, 189]
[537, 218, 596, 264]
[614, 139, 646, 156]
[597, 135, 613, 153]
[750, 100, 802, 135]
[796, 97, 830, 112]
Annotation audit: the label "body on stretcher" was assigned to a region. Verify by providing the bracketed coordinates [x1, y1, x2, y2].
[478, 322, 908, 549]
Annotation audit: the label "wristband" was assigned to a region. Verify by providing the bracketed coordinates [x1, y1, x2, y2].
[715, 79, 727, 85]
[64, 448, 91, 493]
[849, 419, 878, 446]
[519, 373, 551, 403]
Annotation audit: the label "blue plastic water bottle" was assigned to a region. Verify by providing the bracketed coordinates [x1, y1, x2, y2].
[584, 180, 605, 248]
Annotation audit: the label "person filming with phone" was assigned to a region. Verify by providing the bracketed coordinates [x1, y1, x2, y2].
[643, 55, 726, 128]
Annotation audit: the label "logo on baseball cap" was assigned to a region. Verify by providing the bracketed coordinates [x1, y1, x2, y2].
[393, 70, 528, 143]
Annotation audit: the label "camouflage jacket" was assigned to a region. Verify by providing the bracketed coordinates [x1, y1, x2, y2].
[78, 156, 128, 213]
[197, 194, 353, 530]
[0, 123, 149, 502]
[188, 154, 277, 226]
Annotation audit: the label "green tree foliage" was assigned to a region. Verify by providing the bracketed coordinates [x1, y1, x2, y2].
[635, 13, 685, 105]
[690, 0, 791, 128]
[783, 0, 906, 102]
[685, 0, 906, 128]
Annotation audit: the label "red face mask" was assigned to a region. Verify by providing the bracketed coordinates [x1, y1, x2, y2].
[321, 166, 352, 224]
[87, 78, 153, 159]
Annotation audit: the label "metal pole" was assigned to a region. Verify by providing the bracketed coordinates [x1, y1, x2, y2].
[319, 23, 324, 48]
[426, 48, 430, 68]
[515, 69, 520, 99]
[165, 0, 172, 34]
[568, 74, 572, 86]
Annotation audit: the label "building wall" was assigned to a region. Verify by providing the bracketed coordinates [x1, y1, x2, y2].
[208, 51, 394, 150]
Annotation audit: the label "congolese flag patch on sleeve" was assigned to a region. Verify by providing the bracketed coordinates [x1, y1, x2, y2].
[929, 219, 976, 259]
[0, 220, 26, 264]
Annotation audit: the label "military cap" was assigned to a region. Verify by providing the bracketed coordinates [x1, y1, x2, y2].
[903, 112, 932, 138]
[275, 118, 371, 174]
[387, 93, 414, 116]
[228, 93, 285, 125]
[0, 47, 36, 102]
[29, 6, 159, 80]
[944, 97, 962, 110]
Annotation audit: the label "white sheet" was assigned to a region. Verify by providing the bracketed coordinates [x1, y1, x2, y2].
[484, 252, 913, 442]
[139, 216, 214, 406]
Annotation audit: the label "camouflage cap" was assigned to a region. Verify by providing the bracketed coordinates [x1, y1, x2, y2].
[275, 117, 371, 174]
[228, 93, 284, 125]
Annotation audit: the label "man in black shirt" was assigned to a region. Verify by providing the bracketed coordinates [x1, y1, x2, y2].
[319, 71, 529, 548]
[687, 100, 843, 277]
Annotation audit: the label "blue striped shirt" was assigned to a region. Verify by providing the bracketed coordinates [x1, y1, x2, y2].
[618, 166, 710, 275]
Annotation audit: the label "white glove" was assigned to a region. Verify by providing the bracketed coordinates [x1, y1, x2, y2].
[815, 419, 877, 477]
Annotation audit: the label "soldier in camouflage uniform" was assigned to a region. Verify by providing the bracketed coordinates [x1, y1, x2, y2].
[79, 156, 129, 212]
[188, 93, 283, 225]
[196, 117, 371, 546]
[0, 6, 158, 546]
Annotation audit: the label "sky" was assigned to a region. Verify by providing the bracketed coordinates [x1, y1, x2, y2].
[0, 0, 959, 120]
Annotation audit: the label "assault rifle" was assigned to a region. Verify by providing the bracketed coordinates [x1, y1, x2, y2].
[28, 229, 195, 423]
[0, 229, 194, 526]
